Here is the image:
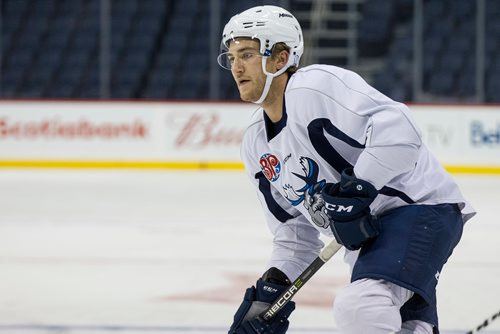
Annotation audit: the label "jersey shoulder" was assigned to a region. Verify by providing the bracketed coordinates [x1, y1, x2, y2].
[287, 64, 369, 94]
[240, 108, 266, 164]
[285, 64, 405, 119]
[284, 65, 375, 121]
[242, 107, 265, 141]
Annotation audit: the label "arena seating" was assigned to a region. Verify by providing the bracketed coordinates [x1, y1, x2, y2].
[0, 0, 498, 102]
[366, 0, 499, 102]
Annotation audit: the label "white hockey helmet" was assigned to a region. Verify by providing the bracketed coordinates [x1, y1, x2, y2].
[218, 5, 304, 104]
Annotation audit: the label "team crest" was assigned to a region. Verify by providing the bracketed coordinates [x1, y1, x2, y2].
[283, 157, 330, 228]
[259, 153, 281, 182]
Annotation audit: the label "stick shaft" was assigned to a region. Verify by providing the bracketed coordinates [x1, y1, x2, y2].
[261, 239, 342, 321]
[466, 309, 500, 334]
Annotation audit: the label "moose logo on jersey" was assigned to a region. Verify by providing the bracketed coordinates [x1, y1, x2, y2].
[283, 157, 331, 228]
[259, 153, 281, 182]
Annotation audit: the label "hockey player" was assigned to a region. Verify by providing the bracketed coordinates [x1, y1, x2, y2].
[217, 5, 475, 334]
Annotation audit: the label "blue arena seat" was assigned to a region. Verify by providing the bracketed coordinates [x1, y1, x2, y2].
[0, 0, 496, 101]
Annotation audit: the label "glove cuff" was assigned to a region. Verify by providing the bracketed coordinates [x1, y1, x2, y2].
[261, 267, 291, 285]
[339, 168, 378, 199]
[255, 279, 289, 304]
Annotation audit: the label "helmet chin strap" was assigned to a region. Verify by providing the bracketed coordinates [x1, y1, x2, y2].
[252, 57, 289, 105]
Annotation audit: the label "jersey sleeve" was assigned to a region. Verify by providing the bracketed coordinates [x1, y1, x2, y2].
[241, 128, 324, 281]
[353, 101, 422, 190]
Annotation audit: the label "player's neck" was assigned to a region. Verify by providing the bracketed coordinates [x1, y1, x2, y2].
[262, 74, 287, 123]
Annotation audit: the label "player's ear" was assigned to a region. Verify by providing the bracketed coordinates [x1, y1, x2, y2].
[276, 50, 289, 71]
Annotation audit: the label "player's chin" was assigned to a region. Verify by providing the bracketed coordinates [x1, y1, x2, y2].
[239, 95, 251, 102]
[238, 91, 254, 102]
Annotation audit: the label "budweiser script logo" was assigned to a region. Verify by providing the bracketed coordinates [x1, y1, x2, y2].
[172, 113, 244, 148]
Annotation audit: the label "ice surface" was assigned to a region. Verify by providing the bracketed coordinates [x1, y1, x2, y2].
[0, 170, 498, 333]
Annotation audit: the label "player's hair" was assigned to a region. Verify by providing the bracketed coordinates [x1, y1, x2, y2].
[271, 42, 298, 75]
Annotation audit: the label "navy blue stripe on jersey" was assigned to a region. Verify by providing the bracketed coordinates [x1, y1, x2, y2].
[255, 171, 295, 223]
[307, 118, 364, 174]
[307, 118, 414, 204]
[379, 187, 415, 204]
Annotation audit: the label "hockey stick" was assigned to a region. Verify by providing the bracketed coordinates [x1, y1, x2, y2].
[466, 309, 500, 333]
[261, 239, 343, 321]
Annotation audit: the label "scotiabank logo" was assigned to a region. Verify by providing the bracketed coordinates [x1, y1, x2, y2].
[0, 117, 147, 140]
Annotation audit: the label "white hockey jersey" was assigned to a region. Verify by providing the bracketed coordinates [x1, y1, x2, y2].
[240, 64, 475, 281]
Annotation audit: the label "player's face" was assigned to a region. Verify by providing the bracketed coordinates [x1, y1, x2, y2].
[227, 39, 266, 102]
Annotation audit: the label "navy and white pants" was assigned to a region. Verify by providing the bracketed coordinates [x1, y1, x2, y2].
[334, 203, 464, 334]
